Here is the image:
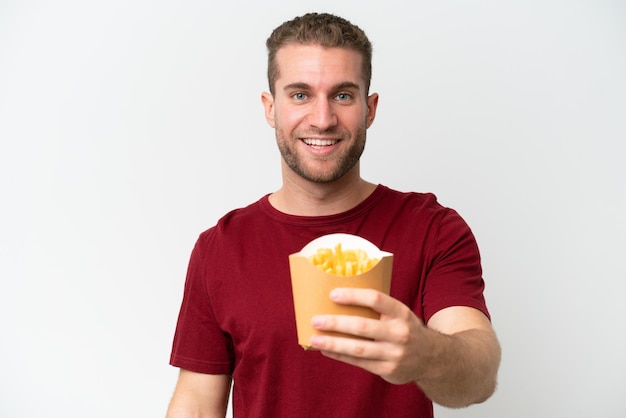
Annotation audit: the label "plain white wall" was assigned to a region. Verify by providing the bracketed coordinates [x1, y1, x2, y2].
[1, 1, 624, 417]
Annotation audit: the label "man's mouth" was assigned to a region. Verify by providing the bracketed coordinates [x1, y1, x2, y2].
[302, 138, 338, 148]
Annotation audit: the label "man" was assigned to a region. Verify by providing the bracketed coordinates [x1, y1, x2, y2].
[167, 12, 501, 418]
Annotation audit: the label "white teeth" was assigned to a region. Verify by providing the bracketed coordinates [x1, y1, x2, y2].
[303, 138, 337, 146]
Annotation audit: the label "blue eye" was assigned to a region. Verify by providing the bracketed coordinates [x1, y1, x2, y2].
[336, 92, 352, 101]
[293, 92, 307, 100]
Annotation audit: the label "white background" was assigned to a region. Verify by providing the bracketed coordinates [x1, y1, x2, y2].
[1, 1, 625, 417]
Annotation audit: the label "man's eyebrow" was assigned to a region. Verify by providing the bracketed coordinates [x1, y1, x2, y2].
[283, 82, 311, 91]
[333, 81, 361, 91]
[282, 81, 361, 92]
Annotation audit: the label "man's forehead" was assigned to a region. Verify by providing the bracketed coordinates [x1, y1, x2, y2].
[274, 44, 365, 88]
[275, 43, 361, 61]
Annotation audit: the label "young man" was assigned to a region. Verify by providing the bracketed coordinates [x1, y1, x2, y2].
[167, 12, 501, 418]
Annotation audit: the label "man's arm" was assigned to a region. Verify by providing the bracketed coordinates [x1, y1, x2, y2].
[308, 288, 501, 408]
[414, 306, 500, 407]
[166, 369, 231, 418]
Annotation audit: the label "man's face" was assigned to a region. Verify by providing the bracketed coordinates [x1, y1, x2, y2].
[262, 44, 378, 183]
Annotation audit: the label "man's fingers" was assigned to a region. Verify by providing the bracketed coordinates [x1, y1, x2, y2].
[312, 313, 381, 339]
[329, 288, 404, 317]
[309, 332, 389, 360]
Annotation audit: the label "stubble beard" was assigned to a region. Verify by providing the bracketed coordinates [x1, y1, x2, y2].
[275, 124, 367, 184]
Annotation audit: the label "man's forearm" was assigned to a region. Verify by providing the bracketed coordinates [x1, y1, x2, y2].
[415, 328, 501, 408]
[166, 371, 231, 418]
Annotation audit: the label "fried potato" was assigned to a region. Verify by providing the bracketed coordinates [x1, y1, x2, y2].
[309, 243, 379, 276]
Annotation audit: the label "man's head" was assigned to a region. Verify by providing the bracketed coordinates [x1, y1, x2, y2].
[261, 13, 379, 186]
[266, 13, 372, 95]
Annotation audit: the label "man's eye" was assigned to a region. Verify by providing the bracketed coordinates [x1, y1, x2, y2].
[336, 92, 352, 101]
[293, 92, 307, 100]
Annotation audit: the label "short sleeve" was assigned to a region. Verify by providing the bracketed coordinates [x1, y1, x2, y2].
[421, 209, 490, 323]
[169, 233, 234, 374]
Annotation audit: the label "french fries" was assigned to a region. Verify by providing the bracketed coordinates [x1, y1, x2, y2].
[308, 243, 380, 276]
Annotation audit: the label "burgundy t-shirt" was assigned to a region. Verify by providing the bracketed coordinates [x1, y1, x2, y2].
[170, 185, 490, 418]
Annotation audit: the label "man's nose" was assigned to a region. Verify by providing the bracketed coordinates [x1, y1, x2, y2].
[308, 99, 338, 131]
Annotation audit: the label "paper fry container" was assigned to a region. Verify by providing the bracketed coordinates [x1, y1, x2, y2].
[289, 233, 393, 349]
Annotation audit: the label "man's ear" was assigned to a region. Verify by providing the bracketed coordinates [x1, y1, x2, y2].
[366, 92, 379, 128]
[261, 92, 275, 128]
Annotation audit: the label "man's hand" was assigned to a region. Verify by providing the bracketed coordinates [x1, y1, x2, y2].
[308, 288, 501, 407]
[309, 287, 430, 384]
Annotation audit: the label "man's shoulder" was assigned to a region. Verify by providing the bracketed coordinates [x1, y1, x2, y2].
[375, 185, 467, 232]
[197, 195, 269, 240]
[379, 185, 446, 211]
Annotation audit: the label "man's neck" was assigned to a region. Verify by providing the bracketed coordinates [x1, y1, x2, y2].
[269, 172, 377, 217]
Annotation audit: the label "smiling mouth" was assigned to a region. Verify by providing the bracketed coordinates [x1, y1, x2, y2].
[302, 138, 339, 148]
